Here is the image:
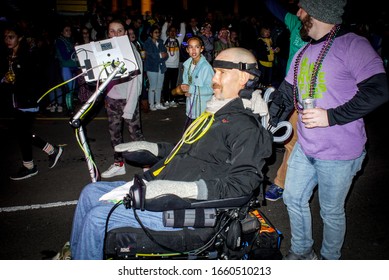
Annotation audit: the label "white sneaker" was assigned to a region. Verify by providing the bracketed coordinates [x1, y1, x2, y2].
[52, 241, 71, 260]
[101, 163, 126, 178]
[169, 101, 178, 107]
[164, 101, 170, 108]
[57, 105, 63, 113]
[155, 103, 168, 110]
[49, 105, 56, 113]
[149, 105, 157, 111]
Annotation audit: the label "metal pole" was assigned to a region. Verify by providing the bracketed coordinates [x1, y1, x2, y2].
[77, 126, 97, 182]
[69, 61, 126, 182]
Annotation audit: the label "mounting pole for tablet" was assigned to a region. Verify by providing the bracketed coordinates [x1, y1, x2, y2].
[69, 61, 125, 182]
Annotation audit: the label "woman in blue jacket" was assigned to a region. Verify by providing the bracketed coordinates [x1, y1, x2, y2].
[143, 25, 169, 111]
[55, 23, 78, 115]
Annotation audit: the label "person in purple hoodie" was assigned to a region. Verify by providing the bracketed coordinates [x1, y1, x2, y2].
[268, 0, 389, 260]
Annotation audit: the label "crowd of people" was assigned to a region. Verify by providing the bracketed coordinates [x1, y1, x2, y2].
[1, 1, 387, 114]
[2, 0, 389, 261]
[0, 3, 295, 113]
[0, 3, 295, 179]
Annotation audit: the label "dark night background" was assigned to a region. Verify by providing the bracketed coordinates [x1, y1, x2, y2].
[0, 0, 387, 25]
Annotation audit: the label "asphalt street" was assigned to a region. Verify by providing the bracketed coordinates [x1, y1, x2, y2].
[0, 99, 388, 260]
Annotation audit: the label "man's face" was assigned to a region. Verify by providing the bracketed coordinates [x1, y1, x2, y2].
[297, 6, 312, 40]
[108, 22, 126, 38]
[189, 18, 198, 28]
[296, 5, 307, 21]
[212, 65, 241, 100]
[4, 30, 21, 50]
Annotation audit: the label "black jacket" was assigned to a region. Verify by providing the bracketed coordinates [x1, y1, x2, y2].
[144, 98, 273, 200]
[1, 48, 44, 109]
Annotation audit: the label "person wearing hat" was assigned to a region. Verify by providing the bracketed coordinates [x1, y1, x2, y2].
[269, 0, 389, 259]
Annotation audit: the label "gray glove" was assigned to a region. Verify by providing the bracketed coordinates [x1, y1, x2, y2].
[115, 141, 158, 156]
[145, 180, 200, 200]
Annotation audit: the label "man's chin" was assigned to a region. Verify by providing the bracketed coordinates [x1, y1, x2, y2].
[214, 93, 225, 100]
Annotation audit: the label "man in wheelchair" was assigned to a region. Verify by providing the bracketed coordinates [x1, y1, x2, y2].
[69, 47, 274, 260]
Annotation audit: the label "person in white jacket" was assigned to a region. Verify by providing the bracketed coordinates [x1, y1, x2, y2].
[161, 18, 186, 107]
[101, 19, 145, 179]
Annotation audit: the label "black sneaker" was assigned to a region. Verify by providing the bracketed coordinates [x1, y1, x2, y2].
[10, 165, 38, 180]
[49, 146, 63, 169]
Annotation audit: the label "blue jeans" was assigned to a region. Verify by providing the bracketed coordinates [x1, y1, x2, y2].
[70, 181, 179, 260]
[61, 67, 75, 110]
[147, 71, 164, 106]
[48, 88, 63, 105]
[283, 143, 366, 260]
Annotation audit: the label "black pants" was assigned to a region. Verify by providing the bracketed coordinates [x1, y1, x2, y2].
[258, 64, 273, 86]
[162, 67, 179, 103]
[14, 109, 47, 162]
[105, 97, 145, 162]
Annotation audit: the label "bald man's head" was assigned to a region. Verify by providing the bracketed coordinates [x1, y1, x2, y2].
[213, 48, 260, 90]
[212, 48, 259, 100]
[216, 47, 257, 65]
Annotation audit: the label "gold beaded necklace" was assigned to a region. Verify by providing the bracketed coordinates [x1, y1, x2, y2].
[187, 59, 198, 84]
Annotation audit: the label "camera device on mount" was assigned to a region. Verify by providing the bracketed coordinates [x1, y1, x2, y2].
[74, 36, 139, 83]
[71, 36, 141, 182]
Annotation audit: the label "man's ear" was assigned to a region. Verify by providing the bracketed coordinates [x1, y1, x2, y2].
[239, 71, 250, 87]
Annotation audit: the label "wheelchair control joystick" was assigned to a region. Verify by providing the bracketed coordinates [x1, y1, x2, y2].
[123, 174, 146, 210]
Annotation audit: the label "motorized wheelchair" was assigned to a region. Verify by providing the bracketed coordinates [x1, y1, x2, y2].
[103, 87, 290, 260]
[104, 175, 283, 260]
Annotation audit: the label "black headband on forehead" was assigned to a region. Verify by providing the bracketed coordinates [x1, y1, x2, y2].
[213, 60, 261, 77]
[213, 60, 261, 99]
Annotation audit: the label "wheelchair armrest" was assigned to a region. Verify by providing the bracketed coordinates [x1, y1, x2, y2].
[122, 150, 161, 167]
[190, 195, 252, 208]
[145, 194, 192, 211]
[145, 194, 252, 212]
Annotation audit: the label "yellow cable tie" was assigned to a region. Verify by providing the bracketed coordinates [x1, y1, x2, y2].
[152, 166, 165, 177]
